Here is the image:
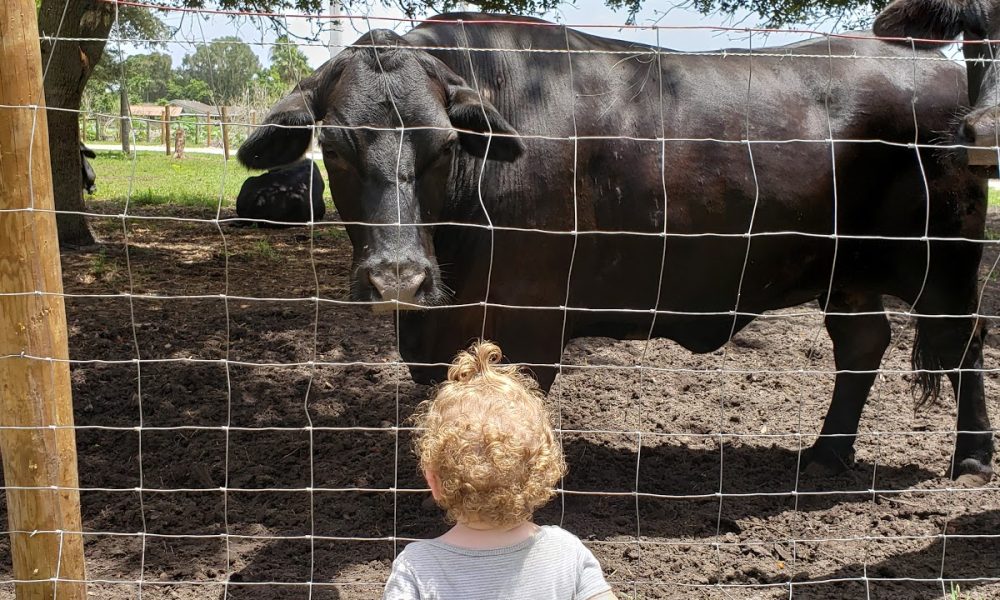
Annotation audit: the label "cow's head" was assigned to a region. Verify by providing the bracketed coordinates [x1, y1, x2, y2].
[875, 0, 1000, 164]
[238, 30, 524, 309]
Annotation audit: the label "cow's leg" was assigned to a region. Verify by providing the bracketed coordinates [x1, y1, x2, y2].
[803, 292, 890, 474]
[398, 308, 478, 386]
[490, 309, 566, 394]
[912, 311, 993, 482]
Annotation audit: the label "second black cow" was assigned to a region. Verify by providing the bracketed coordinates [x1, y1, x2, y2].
[81, 143, 97, 195]
[239, 14, 993, 481]
[235, 159, 325, 226]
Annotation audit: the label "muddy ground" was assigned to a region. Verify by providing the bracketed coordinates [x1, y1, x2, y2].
[2, 202, 1000, 600]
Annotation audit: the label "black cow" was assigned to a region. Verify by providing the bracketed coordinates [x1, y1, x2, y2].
[875, 0, 1000, 162]
[81, 143, 96, 195]
[238, 14, 993, 482]
[234, 159, 325, 226]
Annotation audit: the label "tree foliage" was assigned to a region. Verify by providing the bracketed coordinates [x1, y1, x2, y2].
[115, 5, 170, 43]
[180, 36, 262, 104]
[658, 0, 889, 29]
[269, 35, 311, 87]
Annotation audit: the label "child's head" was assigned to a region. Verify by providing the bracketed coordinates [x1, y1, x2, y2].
[412, 340, 566, 528]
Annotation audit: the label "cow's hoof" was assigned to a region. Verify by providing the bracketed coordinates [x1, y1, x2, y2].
[800, 445, 855, 477]
[951, 458, 993, 486]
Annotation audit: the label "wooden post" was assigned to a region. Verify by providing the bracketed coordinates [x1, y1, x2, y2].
[221, 106, 231, 160]
[0, 0, 87, 598]
[248, 109, 257, 137]
[173, 126, 186, 159]
[163, 106, 171, 156]
[205, 112, 213, 148]
[119, 86, 130, 154]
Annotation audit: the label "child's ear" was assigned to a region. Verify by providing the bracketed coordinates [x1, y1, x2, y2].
[424, 469, 443, 502]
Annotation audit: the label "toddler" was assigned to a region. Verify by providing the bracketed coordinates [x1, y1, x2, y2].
[383, 340, 616, 600]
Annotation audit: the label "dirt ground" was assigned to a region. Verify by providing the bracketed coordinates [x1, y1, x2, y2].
[2, 201, 1000, 600]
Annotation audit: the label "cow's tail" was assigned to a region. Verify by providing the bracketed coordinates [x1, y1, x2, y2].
[911, 321, 942, 409]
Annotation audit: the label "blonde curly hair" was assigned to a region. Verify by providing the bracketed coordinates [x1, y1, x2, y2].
[411, 340, 566, 528]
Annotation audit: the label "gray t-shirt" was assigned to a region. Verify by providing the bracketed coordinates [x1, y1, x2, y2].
[383, 525, 611, 600]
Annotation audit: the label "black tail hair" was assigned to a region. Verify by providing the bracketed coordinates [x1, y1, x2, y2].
[911, 322, 943, 408]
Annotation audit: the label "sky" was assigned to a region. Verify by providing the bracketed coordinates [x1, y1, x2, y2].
[124, 0, 880, 72]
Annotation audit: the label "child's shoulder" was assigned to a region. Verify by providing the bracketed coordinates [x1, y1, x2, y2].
[537, 525, 588, 549]
[396, 539, 439, 561]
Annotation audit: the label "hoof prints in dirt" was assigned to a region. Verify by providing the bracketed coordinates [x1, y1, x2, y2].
[0, 207, 998, 599]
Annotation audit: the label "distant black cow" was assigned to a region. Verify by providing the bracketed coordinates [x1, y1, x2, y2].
[875, 0, 1000, 164]
[239, 14, 993, 482]
[235, 159, 325, 226]
[81, 143, 96, 194]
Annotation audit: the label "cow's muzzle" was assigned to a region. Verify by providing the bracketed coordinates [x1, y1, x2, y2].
[364, 260, 434, 311]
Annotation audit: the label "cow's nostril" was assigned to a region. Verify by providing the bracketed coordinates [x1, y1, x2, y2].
[368, 271, 391, 299]
[402, 270, 427, 300]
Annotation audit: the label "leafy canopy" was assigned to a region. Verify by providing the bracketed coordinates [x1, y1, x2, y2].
[167, 0, 891, 26]
[181, 36, 262, 104]
[679, 0, 890, 28]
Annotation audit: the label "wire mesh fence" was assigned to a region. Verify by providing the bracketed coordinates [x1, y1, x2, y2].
[2, 0, 1000, 598]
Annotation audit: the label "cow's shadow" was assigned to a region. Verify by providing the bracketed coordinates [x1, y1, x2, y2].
[219, 436, 941, 598]
[788, 509, 1000, 600]
[546, 436, 940, 540]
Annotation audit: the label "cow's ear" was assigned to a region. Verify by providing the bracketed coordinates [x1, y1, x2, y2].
[873, 0, 968, 44]
[447, 86, 524, 162]
[238, 62, 338, 170]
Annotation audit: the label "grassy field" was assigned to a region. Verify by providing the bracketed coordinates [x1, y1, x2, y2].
[87, 150, 329, 208]
[90, 149, 1000, 209]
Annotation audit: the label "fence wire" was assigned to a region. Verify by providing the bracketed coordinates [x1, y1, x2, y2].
[2, 2, 1000, 599]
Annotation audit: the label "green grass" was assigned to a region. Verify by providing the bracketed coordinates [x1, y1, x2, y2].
[87, 151, 1000, 216]
[950, 582, 982, 599]
[87, 150, 329, 208]
[250, 238, 280, 261]
[89, 247, 112, 278]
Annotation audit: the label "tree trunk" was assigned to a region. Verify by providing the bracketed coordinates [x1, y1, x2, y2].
[38, 0, 115, 247]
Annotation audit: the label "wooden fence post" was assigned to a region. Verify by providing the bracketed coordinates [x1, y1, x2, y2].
[221, 106, 231, 160]
[0, 0, 88, 598]
[119, 86, 130, 154]
[163, 106, 171, 156]
[206, 112, 213, 148]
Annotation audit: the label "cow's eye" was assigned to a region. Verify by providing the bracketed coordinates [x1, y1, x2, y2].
[322, 146, 344, 164]
[441, 133, 458, 155]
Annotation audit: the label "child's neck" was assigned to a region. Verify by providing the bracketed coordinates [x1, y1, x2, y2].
[437, 520, 539, 550]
